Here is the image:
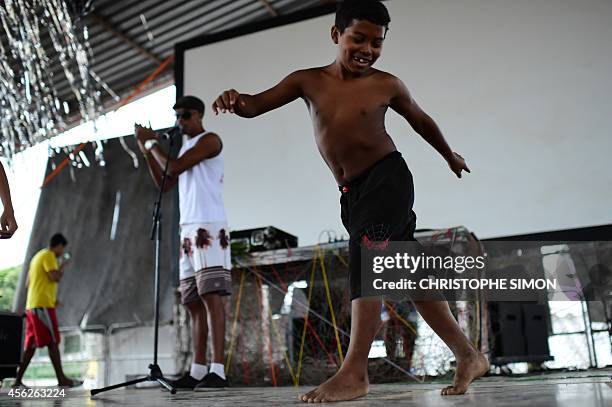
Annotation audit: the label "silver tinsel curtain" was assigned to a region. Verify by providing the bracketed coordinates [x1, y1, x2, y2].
[0, 0, 100, 160]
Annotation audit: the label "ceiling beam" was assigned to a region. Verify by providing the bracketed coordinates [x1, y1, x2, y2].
[89, 12, 163, 66]
[258, 0, 279, 17]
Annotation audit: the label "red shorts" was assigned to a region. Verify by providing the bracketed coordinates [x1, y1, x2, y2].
[24, 308, 61, 349]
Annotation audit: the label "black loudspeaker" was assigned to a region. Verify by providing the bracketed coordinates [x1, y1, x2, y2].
[491, 303, 525, 357]
[489, 302, 552, 364]
[523, 304, 550, 356]
[0, 312, 23, 380]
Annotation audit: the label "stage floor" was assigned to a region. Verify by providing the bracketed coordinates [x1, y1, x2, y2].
[1, 368, 611, 406]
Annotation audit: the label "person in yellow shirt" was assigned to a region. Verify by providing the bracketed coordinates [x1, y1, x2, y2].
[13, 234, 82, 388]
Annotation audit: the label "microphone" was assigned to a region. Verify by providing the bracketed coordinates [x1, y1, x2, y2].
[159, 126, 181, 140]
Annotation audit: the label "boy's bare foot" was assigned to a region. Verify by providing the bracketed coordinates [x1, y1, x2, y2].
[441, 351, 489, 395]
[11, 381, 30, 389]
[299, 368, 369, 403]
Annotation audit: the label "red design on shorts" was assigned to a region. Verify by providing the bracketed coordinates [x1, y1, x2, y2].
[196, 228, 212, 248]
[218, 229, 229, 249]
[361, 235, 390, 251]
[182, 238, 193, 257]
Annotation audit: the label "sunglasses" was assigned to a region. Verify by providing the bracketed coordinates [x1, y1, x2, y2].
[175, 111, 192, 120]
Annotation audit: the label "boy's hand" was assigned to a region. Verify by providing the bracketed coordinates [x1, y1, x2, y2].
[134, 124, 159, 144]
[134, 123, 160, 156]
[134, 125, 147, 154]
[0, 208, 17, 238]
[448, 152, 471, 178]
[212, 89, 246, 115]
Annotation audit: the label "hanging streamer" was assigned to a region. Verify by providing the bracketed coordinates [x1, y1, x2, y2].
[0, 0, 101, 161]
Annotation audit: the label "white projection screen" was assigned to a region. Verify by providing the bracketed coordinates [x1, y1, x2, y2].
[177, 0, 612, 245]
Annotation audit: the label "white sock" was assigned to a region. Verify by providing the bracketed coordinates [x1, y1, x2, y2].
[209, 362, 226, 380]
[190, 363, 208, 380]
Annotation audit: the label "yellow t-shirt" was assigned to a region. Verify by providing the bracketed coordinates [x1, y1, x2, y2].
[26, 249, 59, 309]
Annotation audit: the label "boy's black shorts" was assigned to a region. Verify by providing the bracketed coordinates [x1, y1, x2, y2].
[339, 151, 417, 300]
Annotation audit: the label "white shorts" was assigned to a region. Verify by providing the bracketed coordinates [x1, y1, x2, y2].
[179, 222, 232, 280]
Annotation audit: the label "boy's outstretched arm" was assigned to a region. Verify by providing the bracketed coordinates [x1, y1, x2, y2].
[212, 71, 304, 118]
[390, 78, 471, 178]
[0, 161, 17, 238]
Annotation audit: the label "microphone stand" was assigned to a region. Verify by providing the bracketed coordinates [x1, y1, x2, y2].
[91, 132, 177, 396]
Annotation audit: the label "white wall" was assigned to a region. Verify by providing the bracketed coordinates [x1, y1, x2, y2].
[183, 0, 612, 244]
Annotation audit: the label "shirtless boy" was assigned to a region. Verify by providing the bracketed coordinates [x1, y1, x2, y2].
[213, 0, 488, 402]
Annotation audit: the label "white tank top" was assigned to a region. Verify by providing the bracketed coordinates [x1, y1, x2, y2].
[178, 132, 227, 225]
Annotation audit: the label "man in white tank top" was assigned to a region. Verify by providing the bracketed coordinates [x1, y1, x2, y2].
[135, 95, 230, 390]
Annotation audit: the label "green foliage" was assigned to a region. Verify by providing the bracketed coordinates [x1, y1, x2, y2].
[0, 264, 21, 311]
[230, 240, 250, 266]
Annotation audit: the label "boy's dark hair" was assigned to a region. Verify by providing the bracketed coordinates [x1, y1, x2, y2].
[50, 233, 68, 248]
[335, 0, 391, 36]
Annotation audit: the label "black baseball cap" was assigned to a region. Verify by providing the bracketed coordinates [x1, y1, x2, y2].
[173, 95, 205, 113]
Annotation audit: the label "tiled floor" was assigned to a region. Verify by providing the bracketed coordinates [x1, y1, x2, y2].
[1, 369, 611, 406]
